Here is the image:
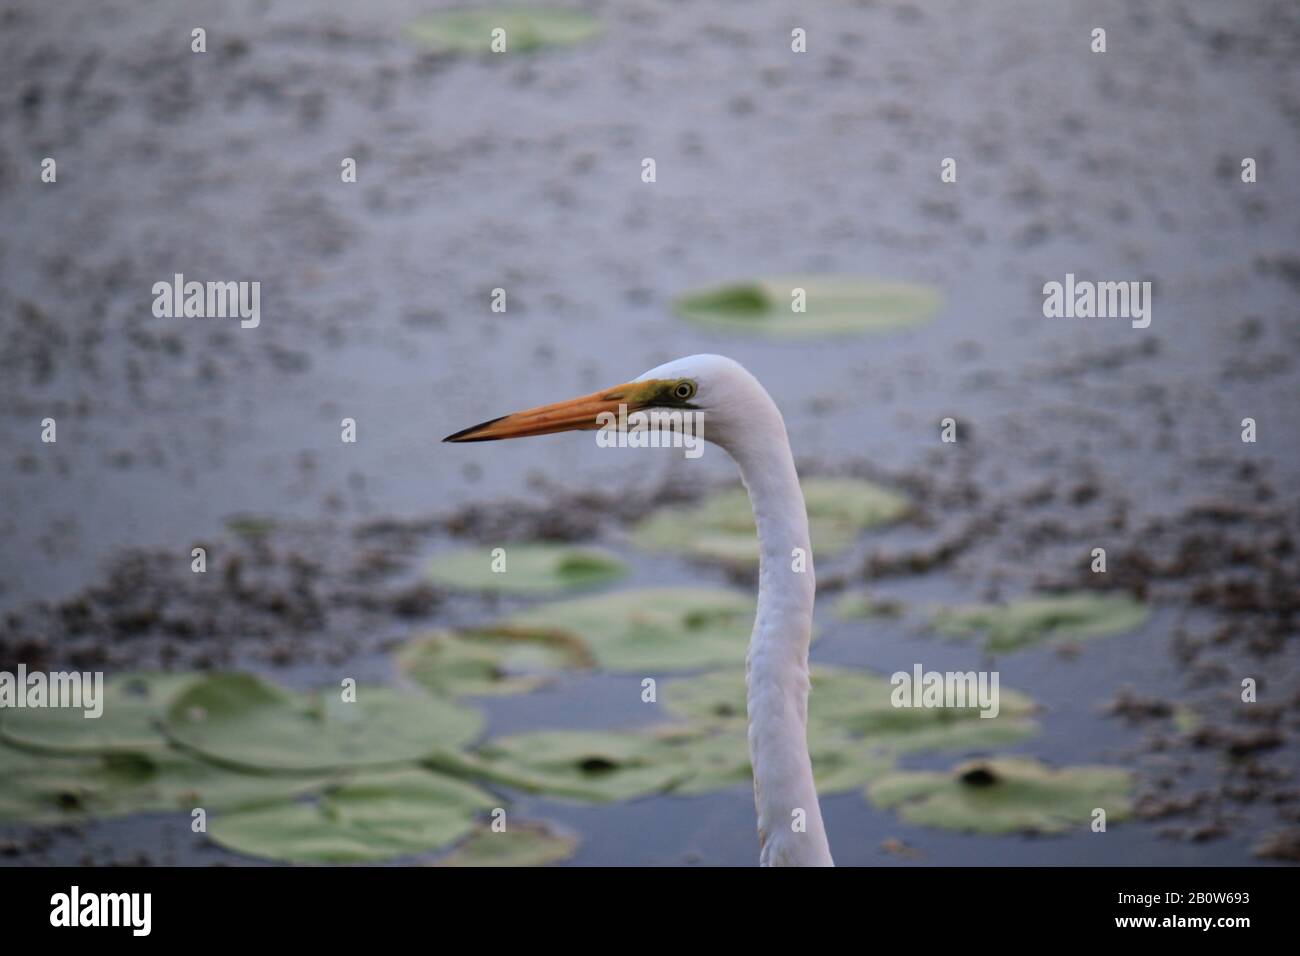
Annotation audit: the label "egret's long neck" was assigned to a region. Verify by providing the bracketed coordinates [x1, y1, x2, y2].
[725, 399, 834, 867]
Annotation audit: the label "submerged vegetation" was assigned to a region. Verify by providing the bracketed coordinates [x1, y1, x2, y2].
[404, 8, 604, 54]
[426, 543, 627, 595]
[673, 278, 942, 337]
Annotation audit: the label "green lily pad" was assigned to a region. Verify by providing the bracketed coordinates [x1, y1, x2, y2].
[932, 593, 1150, 652]
[1173, 706, 1201, 733]
[806, 668, 1037, 749]
[630, 479, 910, 567]
[866, 757, 1134, 834]
[673, 277, 941, 337]
[124, 751, 331, 813]
[476, 731, 691, 802]
[649, 728, 752, 795]
[0, 743, 328, 824]
[225, 515, 275, 539]
[399, 633, 522, 698]
[426, 543, 626, 595]
[0, 672, 194, 756]
[493, 587, 757, 672]
[405, 8, 602, 54]
[663, 666, 1037, 754]
[655, 725, 894, 796]
[397, 627, 593, 697]
[209, 769, 496, 863]
[433, 821, 578, 867]
[0, 744, 111, 824]
[660, 669, 751, 728]
[807, 729, 898, 793]
[165, 674, 483, 773]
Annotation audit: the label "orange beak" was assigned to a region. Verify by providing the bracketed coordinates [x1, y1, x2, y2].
[443, 382, 648, 443]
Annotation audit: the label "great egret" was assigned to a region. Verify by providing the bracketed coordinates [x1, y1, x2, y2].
[445, 354, 834, 866]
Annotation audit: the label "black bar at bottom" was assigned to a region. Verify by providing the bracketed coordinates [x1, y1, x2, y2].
[0, 865, 1284, 941]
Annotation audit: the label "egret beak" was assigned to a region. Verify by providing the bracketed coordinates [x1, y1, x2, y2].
[443, 382, 650, 443]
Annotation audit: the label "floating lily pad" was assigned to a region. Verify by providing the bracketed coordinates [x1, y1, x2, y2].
[0, 743, 328, 824]
[0, 744, 110, 824]
[630, 479, 910, 567]
[457, 625, 597, 672]
[225, 515, 275, 539]
[932, 593, 1150, 652]
[426, 543, 626, 595]
[165, 674, 483, 773]
[673, 277, 941, 337]
[655, 725, 894, 797]
[0, 672, 194, 756]
[433, 821, 578, 867]
[397, 627, 593, 697]
[209, 769, 496, 864]
[405, 8, 603, 54]
[494, 587, 757, 672]
[663, 666, 1037, 755]
[122, 751, 331, 813]
[657, 664, 1036, 797]
[476, 731, 691, 802]
[806, 668, 1037, 750]
[866, 757, 1134, 834]
[661, 669, 752, 727]
[1173, 706, 1201, 733]
[399, 633, 520, 698]
[807, 729, 898, 793]
[650, 728, 752, 795]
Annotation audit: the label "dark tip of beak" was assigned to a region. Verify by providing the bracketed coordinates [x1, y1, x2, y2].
[443, 415, 508, 443]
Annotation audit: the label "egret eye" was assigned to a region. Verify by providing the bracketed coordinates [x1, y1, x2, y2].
[674, 381, 695, 401]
